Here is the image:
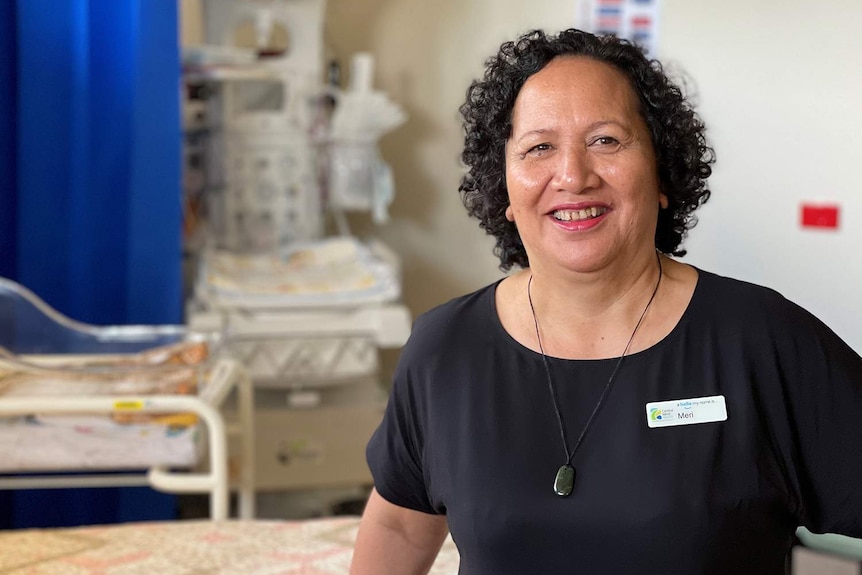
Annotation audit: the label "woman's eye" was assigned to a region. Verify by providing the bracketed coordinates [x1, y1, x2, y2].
[591, 136, 620, 147]
[527, 143, 552, 155]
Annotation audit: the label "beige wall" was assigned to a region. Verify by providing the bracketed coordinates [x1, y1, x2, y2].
[180, 0, 204, 46]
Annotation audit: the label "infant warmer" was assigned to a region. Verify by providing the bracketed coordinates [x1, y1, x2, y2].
[189, 0, 327, 252]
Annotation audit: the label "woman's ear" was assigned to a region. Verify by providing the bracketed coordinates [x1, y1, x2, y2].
[659, 193, 669, 210]
[505, 205, 515, 222]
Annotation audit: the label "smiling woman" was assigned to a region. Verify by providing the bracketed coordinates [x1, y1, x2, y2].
[351, 28, 862, 575]
[503, 56, 665, 278]
[460, 30, 713, 273]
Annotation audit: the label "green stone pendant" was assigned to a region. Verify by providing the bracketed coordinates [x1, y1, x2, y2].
[554, 464, 575, 497]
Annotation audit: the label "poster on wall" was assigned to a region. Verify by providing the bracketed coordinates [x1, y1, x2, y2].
[580, 0, 661, 56]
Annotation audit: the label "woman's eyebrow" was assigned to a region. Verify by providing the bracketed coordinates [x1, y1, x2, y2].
[512, 128, 554, 143]
[585, 119, 629, 131]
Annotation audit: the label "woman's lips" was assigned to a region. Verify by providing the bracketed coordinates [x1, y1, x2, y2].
[548, 205, 610, 231]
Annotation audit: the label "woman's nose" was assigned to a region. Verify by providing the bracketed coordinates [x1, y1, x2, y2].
[551, 147, 600, 193]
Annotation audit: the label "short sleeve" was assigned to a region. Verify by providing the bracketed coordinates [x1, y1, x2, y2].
[366, 353, 438, 515]
[783, 305, 862, 536]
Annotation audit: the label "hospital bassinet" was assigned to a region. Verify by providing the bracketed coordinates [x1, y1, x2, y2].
[0, 277, 255, 520]
[187, 237, 411, 501]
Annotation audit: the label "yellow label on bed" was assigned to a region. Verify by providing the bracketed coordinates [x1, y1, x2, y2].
[113, 400, 145, 411]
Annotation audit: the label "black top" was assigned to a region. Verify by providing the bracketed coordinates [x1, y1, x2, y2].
[366, 269, 862, 575]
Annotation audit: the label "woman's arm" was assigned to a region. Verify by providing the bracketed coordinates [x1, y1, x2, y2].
[351, 488, 449, 575]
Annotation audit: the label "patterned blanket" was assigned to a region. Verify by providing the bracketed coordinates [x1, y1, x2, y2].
[0, 517, 460, 574]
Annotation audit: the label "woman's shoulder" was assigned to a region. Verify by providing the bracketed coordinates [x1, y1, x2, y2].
[690, 267, 838, 341]
[408, 280, 502, 345]
[693, 267, 795, 311]
[393, 280, 505, 387]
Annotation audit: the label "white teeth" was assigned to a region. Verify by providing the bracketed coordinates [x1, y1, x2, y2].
[553, 207, 605, 222]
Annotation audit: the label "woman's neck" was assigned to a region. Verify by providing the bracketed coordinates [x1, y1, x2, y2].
[524, 251, 664, 359]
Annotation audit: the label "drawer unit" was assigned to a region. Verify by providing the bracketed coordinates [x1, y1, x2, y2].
[228, 401, 385, 491]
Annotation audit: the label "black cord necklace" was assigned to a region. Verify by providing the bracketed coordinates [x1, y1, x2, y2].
[527, 252, 662, 497]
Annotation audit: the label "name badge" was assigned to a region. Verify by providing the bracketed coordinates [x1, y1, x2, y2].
[646, 395, 727, 428]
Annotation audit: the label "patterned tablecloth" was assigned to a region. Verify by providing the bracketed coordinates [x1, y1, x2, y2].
[0, 517, 461, 574]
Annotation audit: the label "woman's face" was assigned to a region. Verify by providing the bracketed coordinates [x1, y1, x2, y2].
[505, 56, 666, 275]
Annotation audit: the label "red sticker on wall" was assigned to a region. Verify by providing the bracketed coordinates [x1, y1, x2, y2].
[801, 204, 839, 229]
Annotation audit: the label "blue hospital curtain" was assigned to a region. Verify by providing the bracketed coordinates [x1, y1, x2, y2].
[0, 0, 183, 527]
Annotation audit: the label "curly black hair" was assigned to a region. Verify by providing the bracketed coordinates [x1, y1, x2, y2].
[458, 29, 715, 270]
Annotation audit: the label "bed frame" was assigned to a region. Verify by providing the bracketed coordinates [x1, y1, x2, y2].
[0, 277, 255, 520]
